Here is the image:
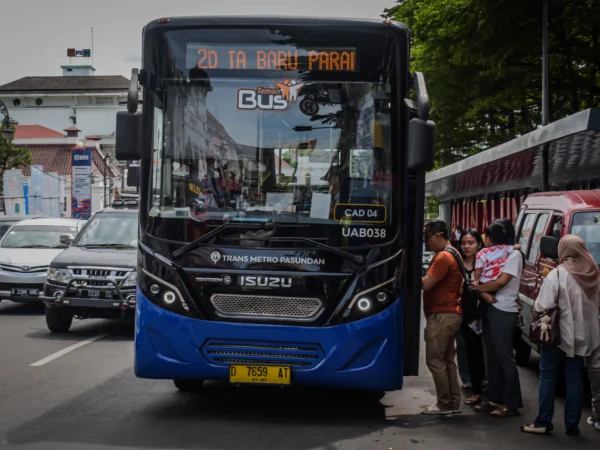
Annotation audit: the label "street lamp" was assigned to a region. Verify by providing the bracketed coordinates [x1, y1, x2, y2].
[0, 100, 15, 141]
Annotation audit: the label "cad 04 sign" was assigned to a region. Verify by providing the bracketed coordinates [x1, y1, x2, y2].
[71, 148, 92, 220]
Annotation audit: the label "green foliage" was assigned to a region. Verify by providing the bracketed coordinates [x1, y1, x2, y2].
[384, 0, 600, 169]
[281, 150, 297, 168]
[0, 126, 32, 194]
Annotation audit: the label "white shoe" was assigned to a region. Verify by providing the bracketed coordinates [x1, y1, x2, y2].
[588, 417, 600, 430]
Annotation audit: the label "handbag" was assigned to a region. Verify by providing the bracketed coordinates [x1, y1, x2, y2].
[529, 267, 562, 346]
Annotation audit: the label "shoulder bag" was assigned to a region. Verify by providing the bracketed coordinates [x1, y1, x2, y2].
[529, 267, 562, 346]
[443, 246, 478, 297]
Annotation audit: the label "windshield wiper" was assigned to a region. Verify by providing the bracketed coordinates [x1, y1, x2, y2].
[172, 223, 267, 259]
[271, 237, 364, 264]
[79, 243, 136, 249]
[19, 244, 52, 248]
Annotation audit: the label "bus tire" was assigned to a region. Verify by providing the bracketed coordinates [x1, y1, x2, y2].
[45, 307, 73, 333]
[173, 379, 205, 392]
[514, 337, 531, 367]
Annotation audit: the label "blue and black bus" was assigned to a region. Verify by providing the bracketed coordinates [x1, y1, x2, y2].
[116, 16, 435, 393]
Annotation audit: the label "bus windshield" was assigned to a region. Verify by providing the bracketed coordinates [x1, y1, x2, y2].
[146, 26, 400, 245]
[153, 78, 392, 223]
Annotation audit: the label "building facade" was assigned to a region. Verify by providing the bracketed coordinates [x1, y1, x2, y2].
[0, 64, 130, 155]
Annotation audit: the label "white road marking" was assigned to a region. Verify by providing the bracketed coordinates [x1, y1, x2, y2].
[30, 333, 109, 367]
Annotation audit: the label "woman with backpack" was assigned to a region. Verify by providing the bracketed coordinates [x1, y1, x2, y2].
[521, 235, 600, 435]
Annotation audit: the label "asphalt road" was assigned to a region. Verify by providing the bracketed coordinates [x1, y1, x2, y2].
[0, 300, 598, 450]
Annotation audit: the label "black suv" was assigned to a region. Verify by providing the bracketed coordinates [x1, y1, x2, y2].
[42, 199, 139, 333]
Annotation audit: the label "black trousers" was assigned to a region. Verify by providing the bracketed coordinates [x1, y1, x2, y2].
[483, 306, 524, 409]
[460, 321, 485, 396]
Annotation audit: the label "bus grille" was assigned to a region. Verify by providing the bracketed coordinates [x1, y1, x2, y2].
[201, 339, 324, 369]
[210, 294, 323, 321]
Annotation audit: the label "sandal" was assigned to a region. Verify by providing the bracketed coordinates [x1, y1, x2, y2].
[421, 404, 453, 415]
[474, 401, 497, 412]
[491, 407, 520, 417]
[521, 424, 553, 435]
[465, 395, 482, 406]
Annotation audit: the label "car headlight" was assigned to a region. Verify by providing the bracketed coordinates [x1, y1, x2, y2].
[47, 268, 72, 284]
[122, 271, 137, 287]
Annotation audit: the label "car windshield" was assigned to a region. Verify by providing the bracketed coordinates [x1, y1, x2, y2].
[0, 221, 18, 239]
[570, 212, 600, 263]
[74, 212, 138, 247]
[1, 225, 79, 249]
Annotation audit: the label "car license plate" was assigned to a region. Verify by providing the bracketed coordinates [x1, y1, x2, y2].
[11, 288, 39, 297]
[79, 289, 113, 300]
[229, 365, 291, 385]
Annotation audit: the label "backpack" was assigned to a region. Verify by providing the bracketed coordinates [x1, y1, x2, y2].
[442, 245, 478, 297]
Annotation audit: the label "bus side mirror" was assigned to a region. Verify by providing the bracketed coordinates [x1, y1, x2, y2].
[540, 236, 559, 259]
[408, 118, 435, 171]
[115, 69, 142, 161]
[407, 72, 435, 172]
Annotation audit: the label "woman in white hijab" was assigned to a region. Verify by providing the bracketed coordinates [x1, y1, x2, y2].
[522, 235, 600, 436]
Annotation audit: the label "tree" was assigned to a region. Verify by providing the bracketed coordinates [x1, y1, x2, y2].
[0, 125, 32, 195]
[384, 0, 600, 169]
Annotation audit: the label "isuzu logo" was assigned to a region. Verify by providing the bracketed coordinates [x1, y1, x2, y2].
[239, 276, 292, 288]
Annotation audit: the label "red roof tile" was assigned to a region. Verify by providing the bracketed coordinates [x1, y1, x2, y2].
[64, 126, 81, 132]
[14, 125, 65, 139]
[16, 145, 119, 177]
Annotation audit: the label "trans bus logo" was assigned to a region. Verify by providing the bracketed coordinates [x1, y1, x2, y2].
[237, 79, 305, 111]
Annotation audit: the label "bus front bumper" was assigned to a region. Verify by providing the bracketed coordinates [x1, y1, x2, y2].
[134, 291, 405, 391]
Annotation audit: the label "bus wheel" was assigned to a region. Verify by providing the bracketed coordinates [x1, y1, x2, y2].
[514, 337, 531, 367]
[173, 379, 205, 392]
[365, 391, 386, 401]
[45, 306, 73, 333]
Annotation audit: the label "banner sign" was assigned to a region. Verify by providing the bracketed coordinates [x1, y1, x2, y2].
[23, 182, 29, 214]
[3, 169, 25, 215]
[71, 148, 92, 219]
[42, 172, 61, 217]
[28, 165, 44, 215]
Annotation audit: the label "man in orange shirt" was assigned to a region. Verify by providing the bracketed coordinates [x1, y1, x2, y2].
[421, 219, 464, 415]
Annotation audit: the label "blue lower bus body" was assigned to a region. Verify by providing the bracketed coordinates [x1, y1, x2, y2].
[134, 290, 405, 391]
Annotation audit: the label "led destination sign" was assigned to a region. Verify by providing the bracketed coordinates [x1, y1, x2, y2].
[186, 44, 357, 72]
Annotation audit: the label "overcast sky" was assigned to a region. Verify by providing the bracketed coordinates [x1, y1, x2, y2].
[0, 0, 397, 86]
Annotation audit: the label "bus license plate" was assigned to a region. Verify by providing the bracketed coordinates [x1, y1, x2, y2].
[229, 365, 291, 385]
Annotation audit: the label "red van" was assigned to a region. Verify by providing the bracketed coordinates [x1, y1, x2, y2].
[513, 190, 600, 365]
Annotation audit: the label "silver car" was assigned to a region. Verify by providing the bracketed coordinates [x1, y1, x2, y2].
[0, 218, 86, 303]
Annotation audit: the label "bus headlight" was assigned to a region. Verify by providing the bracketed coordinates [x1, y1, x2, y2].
[338, 277, 396, 323]
[357, 298, 372, 312]
[138, 268, 193, 317]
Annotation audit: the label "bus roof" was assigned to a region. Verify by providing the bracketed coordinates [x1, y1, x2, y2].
[143, 16, 409, 37]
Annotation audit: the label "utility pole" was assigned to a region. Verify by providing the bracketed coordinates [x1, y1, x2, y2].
[103, 152, 109, 208]
[541, 0, 550, 191]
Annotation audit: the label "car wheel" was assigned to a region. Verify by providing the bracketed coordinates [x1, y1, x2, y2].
[514, 336, 532, 367]
[173, 379, 205, 392]
[45, 306, 73, 333]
